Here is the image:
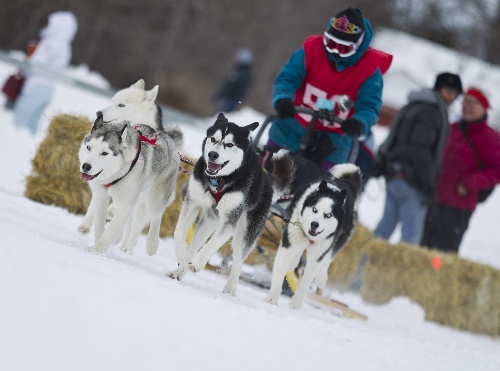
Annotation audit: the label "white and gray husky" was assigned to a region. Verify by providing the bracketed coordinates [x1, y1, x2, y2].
[265, 163, 362, 309]
[78, 118, 180, 255]
[167, 113, 295, 296]
[78, 79, 182, 235]
[99, 79, 164, 132]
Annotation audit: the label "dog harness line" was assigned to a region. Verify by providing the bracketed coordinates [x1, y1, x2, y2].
[104, 131, 157, 188]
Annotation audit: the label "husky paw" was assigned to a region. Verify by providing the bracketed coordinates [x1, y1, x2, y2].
[187, 261, 203, 273]
[146, 243, 159, 256]
[78, 225, 90, 234]
[166, 266, 187, 281]
[119, 244, 134, 254]
[289, 297, 303, 310]
[222, 282, 237, 296]
[264, 294, 279, 305]
[86, 245, 102, 254]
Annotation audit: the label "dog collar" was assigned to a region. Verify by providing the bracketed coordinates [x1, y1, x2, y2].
[105, 132, 156, 188]
[209, 177, 226, 192]
[209, 177, 226, 204]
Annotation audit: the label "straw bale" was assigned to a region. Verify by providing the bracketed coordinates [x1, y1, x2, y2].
[25, 114, 93, 213]
[328, 223, 373, 290]
[360, 239, 500, 337]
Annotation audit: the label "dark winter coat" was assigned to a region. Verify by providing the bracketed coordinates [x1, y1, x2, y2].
[373, 89, 450, 196]
[213, 63, 252, 102]
[435, 116, 500, 211]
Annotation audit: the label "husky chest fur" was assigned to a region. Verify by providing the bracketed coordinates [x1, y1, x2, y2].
[168, 113, 294, 296]
[265, 163, 362, 309]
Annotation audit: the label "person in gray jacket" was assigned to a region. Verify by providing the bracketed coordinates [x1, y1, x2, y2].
[371, 72, 462, 244]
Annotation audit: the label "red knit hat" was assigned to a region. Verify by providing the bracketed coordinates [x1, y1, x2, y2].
[465, 87, 490, 110]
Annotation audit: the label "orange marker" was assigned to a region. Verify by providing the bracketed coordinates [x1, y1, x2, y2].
[431, 256, 443, 271]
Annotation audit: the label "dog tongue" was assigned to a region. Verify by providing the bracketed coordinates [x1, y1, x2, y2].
[208, 162, 222, 172]
[81, 173, 92, 182]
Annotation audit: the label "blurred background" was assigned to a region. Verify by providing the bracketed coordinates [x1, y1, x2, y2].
[1, 0, 499, 116]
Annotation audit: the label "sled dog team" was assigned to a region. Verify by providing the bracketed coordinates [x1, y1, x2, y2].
[78, 80, 362, 309]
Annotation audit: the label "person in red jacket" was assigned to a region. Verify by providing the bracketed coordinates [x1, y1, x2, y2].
[421, 87, 500, 253]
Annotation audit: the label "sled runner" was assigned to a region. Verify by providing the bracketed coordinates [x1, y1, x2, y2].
[204, 262, 367, 321]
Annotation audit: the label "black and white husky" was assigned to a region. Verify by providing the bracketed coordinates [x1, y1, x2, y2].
[265, 163, 362, 309]
[167, 113, 295, 296]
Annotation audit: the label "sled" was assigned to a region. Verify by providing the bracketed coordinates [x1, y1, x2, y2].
[204, 262, 368, 321]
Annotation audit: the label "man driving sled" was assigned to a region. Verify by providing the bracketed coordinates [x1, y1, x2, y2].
[265, 7, 392, 187]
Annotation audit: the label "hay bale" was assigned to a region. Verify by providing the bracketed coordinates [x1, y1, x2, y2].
[25, 114, 93, 214]
[360, 239, 500, 337]
[328, 223, 373, 291]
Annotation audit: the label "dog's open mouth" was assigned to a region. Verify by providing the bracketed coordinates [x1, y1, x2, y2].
[308, 229, 323, 237]
[80, 170, 102, 182]
[205, 161, 228, 176]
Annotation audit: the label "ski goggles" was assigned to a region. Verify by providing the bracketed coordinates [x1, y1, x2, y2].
[323, 32, 364, 57]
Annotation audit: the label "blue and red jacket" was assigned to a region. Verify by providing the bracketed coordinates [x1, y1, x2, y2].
[270, 18, 392, 164]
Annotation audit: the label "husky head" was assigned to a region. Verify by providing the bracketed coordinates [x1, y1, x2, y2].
[97, 79, 163, 131]
[202, 113, 259, 177]
[78, 119, 136, 184]
[299, 180, 346, 242]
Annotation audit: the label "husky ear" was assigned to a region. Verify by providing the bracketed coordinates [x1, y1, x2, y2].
[146, 85, 159, 101]
[318, 180, 329, 191]
[214, 112, 228, 126]
[245, 122, 259, 132]
[131, 79, 145, 90]
[91, 112, 104, 132]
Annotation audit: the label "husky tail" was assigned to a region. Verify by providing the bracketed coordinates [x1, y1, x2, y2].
[270, 149, 296, 202]
[164, 126, 184, 150]
[329, 163, 363, 208]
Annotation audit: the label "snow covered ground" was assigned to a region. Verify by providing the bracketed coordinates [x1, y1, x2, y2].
[0, 59, 499, 371]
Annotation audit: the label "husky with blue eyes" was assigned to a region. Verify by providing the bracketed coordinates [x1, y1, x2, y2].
[167, 112, 295, 296]
[265, 163, 362, 309]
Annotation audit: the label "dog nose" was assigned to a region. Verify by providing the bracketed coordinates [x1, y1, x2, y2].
[310, 221, 319, 230]
[82, 163, 91, 173]
[208, 151, 219, 162]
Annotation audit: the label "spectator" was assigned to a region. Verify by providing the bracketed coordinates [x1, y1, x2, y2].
[372, 72, 463, 244]
[212, 48, 253, 113]
[421, 87, 500, 253]
[14, 11, 78, 135]
[263, 7, 392, 188]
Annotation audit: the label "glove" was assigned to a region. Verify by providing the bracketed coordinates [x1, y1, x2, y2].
[341, 118, 363, 136]
[274, 98, 296, 118]
[304, 132, 335, 164]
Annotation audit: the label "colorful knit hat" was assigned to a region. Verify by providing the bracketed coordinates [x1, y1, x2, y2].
[326, 8, 365, 43]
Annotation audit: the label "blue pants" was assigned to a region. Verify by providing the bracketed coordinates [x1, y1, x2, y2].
[14, 83, 53, 135]
[374, 179, 426, 245]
